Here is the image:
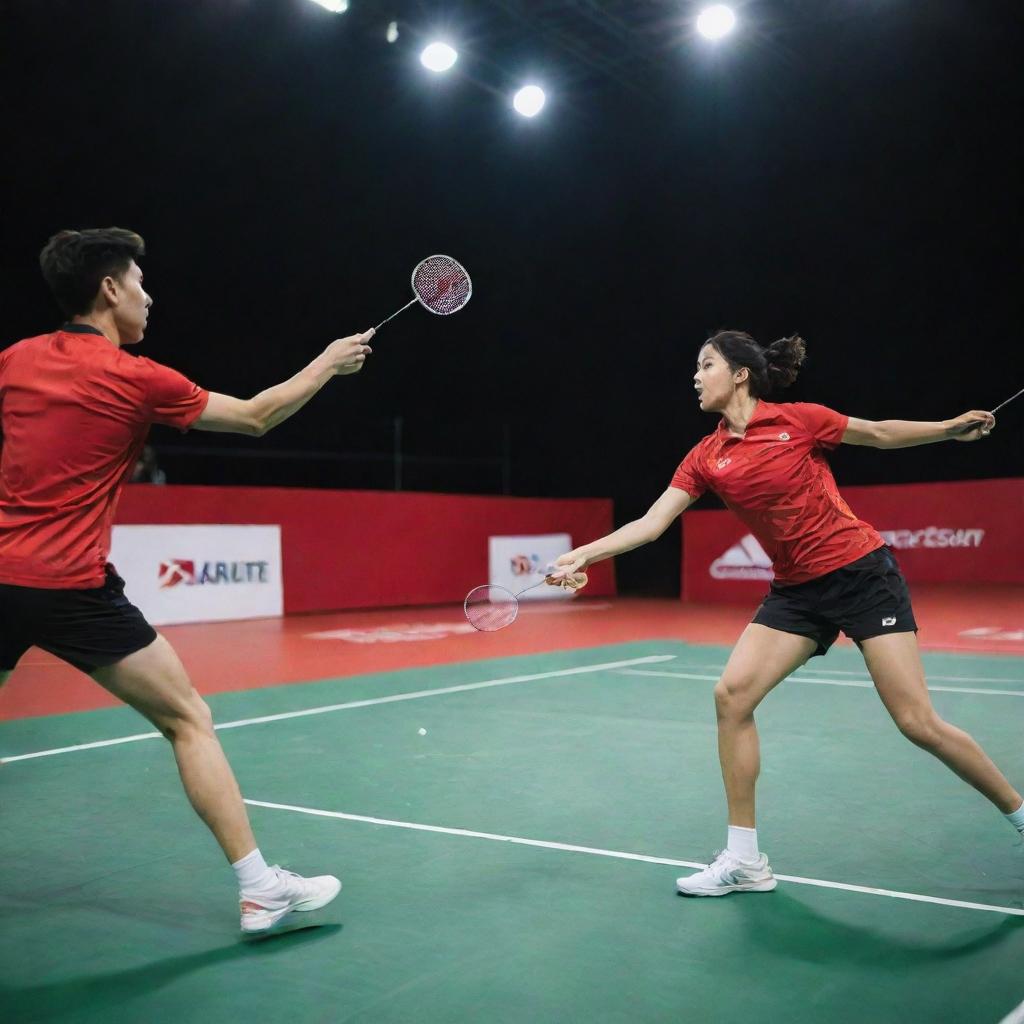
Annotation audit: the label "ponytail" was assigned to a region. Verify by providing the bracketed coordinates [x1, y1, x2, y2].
[704, 330, 807, 398]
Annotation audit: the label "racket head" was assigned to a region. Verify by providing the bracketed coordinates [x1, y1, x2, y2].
[411, 255, 472, 316]
[464, 584, 518, 632]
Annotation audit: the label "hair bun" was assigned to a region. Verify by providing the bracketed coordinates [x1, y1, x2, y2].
[764, 335, 806, 390]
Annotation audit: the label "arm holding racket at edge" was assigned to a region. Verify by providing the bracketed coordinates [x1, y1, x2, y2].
[194, 330, 374, 436]
[841, 408, 996, 448]
[547, 487, 697, 592]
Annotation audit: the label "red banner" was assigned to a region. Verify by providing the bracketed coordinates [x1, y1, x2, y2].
[116, 485, 615, 614]
[682, 478, 1024, 603]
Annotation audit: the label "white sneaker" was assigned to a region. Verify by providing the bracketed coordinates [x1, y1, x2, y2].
[676, 850, 777, 897]
[240, 866, 342, 934]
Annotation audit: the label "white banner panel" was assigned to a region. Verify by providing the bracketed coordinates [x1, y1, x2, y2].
[109, 525, 283, 626]
[488, 533, 573, 602]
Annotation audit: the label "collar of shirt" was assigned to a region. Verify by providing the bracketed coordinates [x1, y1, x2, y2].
[60, 323, 108, 338]
[716, 399, 773, 439]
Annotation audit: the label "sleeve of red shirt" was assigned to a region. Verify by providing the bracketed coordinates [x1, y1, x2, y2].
[138, 358, 210, 430]
[790, 403, 848, 449]
[670, 440, 708, 499]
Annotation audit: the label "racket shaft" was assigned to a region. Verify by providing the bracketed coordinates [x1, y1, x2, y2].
[374, 297, 418, 332]
[991, 387, 1024, 415]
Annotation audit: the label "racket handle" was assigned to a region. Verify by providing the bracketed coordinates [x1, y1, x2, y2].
[374, 297, 419, 332]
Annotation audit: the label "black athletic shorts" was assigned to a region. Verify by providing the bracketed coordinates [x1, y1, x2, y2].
[0, 566, 157, 674]
[752, 546, 917, 657]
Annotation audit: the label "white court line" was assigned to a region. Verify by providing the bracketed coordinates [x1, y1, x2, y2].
[244, 798, 1024, 918]
[686, 664, 1023, 686]
[617, 669, 1024, 698]
[999, 998, 1024, 1024]
[0, 654, 676, 765]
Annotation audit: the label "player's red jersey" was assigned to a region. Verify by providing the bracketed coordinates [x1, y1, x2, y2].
[671, 401, 883, 586]
[0, 325, 209, 588]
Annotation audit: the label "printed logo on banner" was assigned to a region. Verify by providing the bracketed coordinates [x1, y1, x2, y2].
[510, 554, 534, 576]
[158, 559, 195, 588]
[710, 534, 774, 580]
[878, 527, 985, 550]
[158, 559, 270, 588]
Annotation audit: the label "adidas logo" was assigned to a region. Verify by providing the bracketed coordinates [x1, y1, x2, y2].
[710, 534, 774, 581]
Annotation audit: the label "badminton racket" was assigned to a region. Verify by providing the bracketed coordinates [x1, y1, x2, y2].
[464, 568, 588, 632]
[991, 386, 1023, 415]
[950, 387, 1023, 436]
[374, 255, 472, 332]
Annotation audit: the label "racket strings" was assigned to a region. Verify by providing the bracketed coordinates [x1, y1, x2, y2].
[413, 256, 471, 315]
[464, 585, 519, 631]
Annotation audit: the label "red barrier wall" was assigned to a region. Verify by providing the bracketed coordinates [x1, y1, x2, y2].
[682, 478, 1024, 603]
[116, 485, 616, 613]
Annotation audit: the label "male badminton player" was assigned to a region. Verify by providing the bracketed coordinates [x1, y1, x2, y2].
[551, 330, 1024, 896]
[0, 228, 373, 933]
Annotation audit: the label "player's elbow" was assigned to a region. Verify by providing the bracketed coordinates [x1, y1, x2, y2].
[240, 401, 272, 437]
[871, 422, 899, 449]
[247, 417, 272, 438]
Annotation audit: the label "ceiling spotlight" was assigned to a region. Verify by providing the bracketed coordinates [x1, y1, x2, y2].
[310, 0, 348, 12]
[696, 4, 736, 41]
[420, 41, 458, 73]
[386, 21, 399, 44]
[512, 85, 546, 118]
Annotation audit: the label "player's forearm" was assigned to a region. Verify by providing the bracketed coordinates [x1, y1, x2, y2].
[873, 420, 961, 449]
[248, 354, 335, 435]
[575, 518, 660, 566]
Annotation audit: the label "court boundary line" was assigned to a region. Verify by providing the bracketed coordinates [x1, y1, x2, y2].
[999, 997, 1024, 1024]
[0, 653, 676, 764]
[684, 664, 1024, 686]
[243, 798, 1024, 918]
[617, 668, 1024, 698]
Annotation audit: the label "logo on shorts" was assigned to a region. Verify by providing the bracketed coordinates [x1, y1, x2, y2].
[710, 534, 774, 581]
[778, 432, 790, 441]
[882, 616, 897, 626]
[158, 559, 195, 588]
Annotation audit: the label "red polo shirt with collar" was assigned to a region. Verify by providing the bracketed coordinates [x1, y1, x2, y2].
[671, 401, 883, 586]
[0, 325, 209, 589]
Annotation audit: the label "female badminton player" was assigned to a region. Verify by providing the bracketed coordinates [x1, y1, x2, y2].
[0, 228, 373, 933]
[551, 330, 1024, 896]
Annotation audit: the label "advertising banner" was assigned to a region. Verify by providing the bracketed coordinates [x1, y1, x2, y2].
[683, 479, 1024, 603]
[109, 524, 283, 625]
[489, 533, 573, 602]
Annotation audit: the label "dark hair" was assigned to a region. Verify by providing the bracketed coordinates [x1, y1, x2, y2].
[703, 330, 807, 398]
[39, 228, 145, 317]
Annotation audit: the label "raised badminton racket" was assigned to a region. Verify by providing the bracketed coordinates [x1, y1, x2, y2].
[374, 255, 472, 331]
[991, 386, 1023, 415]
[464, 568, 588, 632]
[950, 387, 1023, 436]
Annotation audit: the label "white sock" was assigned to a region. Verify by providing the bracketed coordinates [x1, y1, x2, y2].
[232, 848, 278, 893]
[727, 825, 759, 861]
[1006, 800, 1024, 836]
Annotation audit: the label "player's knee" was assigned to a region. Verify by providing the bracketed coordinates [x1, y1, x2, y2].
[893, 707, 942, 749]
[714, 676, 754, 721]
[158, 688, 214, 741]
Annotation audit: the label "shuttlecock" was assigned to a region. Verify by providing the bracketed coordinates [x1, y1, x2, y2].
[418, 728, 427, 736]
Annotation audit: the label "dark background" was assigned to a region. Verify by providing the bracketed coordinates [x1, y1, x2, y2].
[2, 0, 1021, 594]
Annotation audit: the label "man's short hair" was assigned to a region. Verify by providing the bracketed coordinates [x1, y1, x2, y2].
[39, 228, 145, 317]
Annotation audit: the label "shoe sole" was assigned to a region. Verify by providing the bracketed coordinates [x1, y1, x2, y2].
[676, 878, 777, 897]
[241, 878, 343, 934]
